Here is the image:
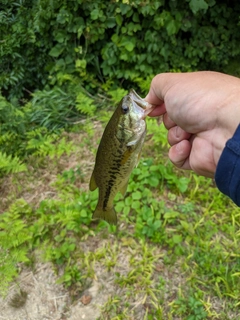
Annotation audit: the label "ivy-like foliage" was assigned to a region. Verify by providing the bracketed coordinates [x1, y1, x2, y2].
[1, 0, 240, 100]
[0, 0, 50, 99]
[1, 0, 240, 161]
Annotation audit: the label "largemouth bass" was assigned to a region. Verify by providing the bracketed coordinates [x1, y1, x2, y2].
[89, 89, 154, 224]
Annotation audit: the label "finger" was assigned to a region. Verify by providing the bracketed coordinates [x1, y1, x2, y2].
[163, 113, 176, 129]
[167, 126, 192, 146]
[145, 80, 164, 105]
[168, 140, 192, 170]
[145, 73, 173, 104]
[147, 103, 166, 117]
[189, 137, 215, 178]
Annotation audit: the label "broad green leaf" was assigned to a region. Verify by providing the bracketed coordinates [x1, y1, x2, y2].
[166, 19, 177, 36]
[189, 0, 208, 14]
[106, 17, 116, 28]
[132, 12, 140, 22]
[54, 31, 66, 43]
[172, 234, 182, 244]
[115, 15, 123, 26]
[132, 191, 142, 200]
[125, 42, 135, 52]
[123, 206, 130, 216]
[111, 33, 119, 43]
[90, 9, 99, 20]
[75, 59, 86, 69]
[153, 220, 162, 229]
[148, 176, 159, 187]
[49, 45, 64, 58]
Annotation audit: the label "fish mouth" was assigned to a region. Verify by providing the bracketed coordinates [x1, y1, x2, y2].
[130, 89, 155, 119]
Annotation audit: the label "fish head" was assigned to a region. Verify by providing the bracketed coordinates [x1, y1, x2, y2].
[118, 89, 154, 129]
[115, 89, 154, 143]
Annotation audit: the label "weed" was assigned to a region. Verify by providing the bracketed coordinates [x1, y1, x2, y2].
[0, 116, 239, 319]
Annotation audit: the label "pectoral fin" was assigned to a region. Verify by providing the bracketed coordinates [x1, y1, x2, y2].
[136, 150, 142, 167]
[127, 140, 137, 146]
[89, 172, 97, 191]
[121, 147, 134, 165]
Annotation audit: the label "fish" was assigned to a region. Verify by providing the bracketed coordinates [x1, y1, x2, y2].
[89, 89, 154, 224]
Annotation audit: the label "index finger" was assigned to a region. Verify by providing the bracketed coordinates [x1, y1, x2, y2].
[147, 103, 166, 117]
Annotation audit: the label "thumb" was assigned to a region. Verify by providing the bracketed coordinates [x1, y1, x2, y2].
[145, 87, 163, 105]
[145, 73, 169, 105]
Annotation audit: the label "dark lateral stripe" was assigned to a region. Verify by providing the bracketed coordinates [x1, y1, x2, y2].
[102, 116, 129, 209]
[103, 178, 115, 209]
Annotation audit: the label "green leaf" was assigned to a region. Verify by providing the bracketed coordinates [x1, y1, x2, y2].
[75, 59, 87, 69]
[115, 15, 123, 26]
[80, 209, 88, 217]
[115, 202, 125, 213]
[108, 88, 128, 104]
[189, 0, 208, 14]
[55, 31, 65, 43]
[123, 206, 130, 216]
[111, 33, 119, 44]
[125, 42, 135, 52]
[132, 12, 140, 22]
[132, 191, 141, 200]
[76, 92, 96, 116]
[164, 211, 179, 220]
[176, 177, 189, 193]
[49, 44, 64, 58]
[90, 9, 99, 20]
[153, 220, 161, 229]
[148, 176, 159, 187]
[172, 234, 182, 244]
[118, 36, 135, 51]
[106, 17, 116, 28]
[68, 243, 76, 251]
[132, 201, 140, 210]
[0, 152, 27, 174]
[166, 19, 178, 36]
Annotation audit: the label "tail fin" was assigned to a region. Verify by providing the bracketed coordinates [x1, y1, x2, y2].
[93, 207, 117, 225]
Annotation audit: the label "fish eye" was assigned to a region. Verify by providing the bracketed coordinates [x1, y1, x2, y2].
[122, 105, 129, 114]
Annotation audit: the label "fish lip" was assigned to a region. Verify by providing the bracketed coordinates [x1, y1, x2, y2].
[142, 104, 155, 119]
[129, 89, 155, 119]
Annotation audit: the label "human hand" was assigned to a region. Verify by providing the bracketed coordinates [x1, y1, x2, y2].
[145, 71, 240, 178]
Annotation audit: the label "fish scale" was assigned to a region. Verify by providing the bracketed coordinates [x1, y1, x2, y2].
[89, 89, 154, 224]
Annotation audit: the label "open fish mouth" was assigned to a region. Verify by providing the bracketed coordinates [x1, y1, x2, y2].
[130, 89, 155, 119]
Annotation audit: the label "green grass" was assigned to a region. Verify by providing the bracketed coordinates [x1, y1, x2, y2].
[0, 116, 240, 319]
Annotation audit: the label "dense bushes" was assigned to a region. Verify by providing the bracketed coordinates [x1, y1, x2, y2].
[1, 0, 240, 164]
[1, 0, 240, 101]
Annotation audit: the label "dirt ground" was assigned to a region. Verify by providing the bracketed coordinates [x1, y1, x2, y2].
[0, 128, 113, 320]
[0, 261, 111, 320]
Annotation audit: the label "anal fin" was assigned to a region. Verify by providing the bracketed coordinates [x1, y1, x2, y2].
[119, 180, 129, 196]
[89, 172, 97, 191]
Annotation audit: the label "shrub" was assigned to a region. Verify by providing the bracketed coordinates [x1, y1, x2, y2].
[1, 0, 240, 100]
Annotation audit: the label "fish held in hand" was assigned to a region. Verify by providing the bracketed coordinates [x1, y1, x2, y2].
[89, 89, 154, 224]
